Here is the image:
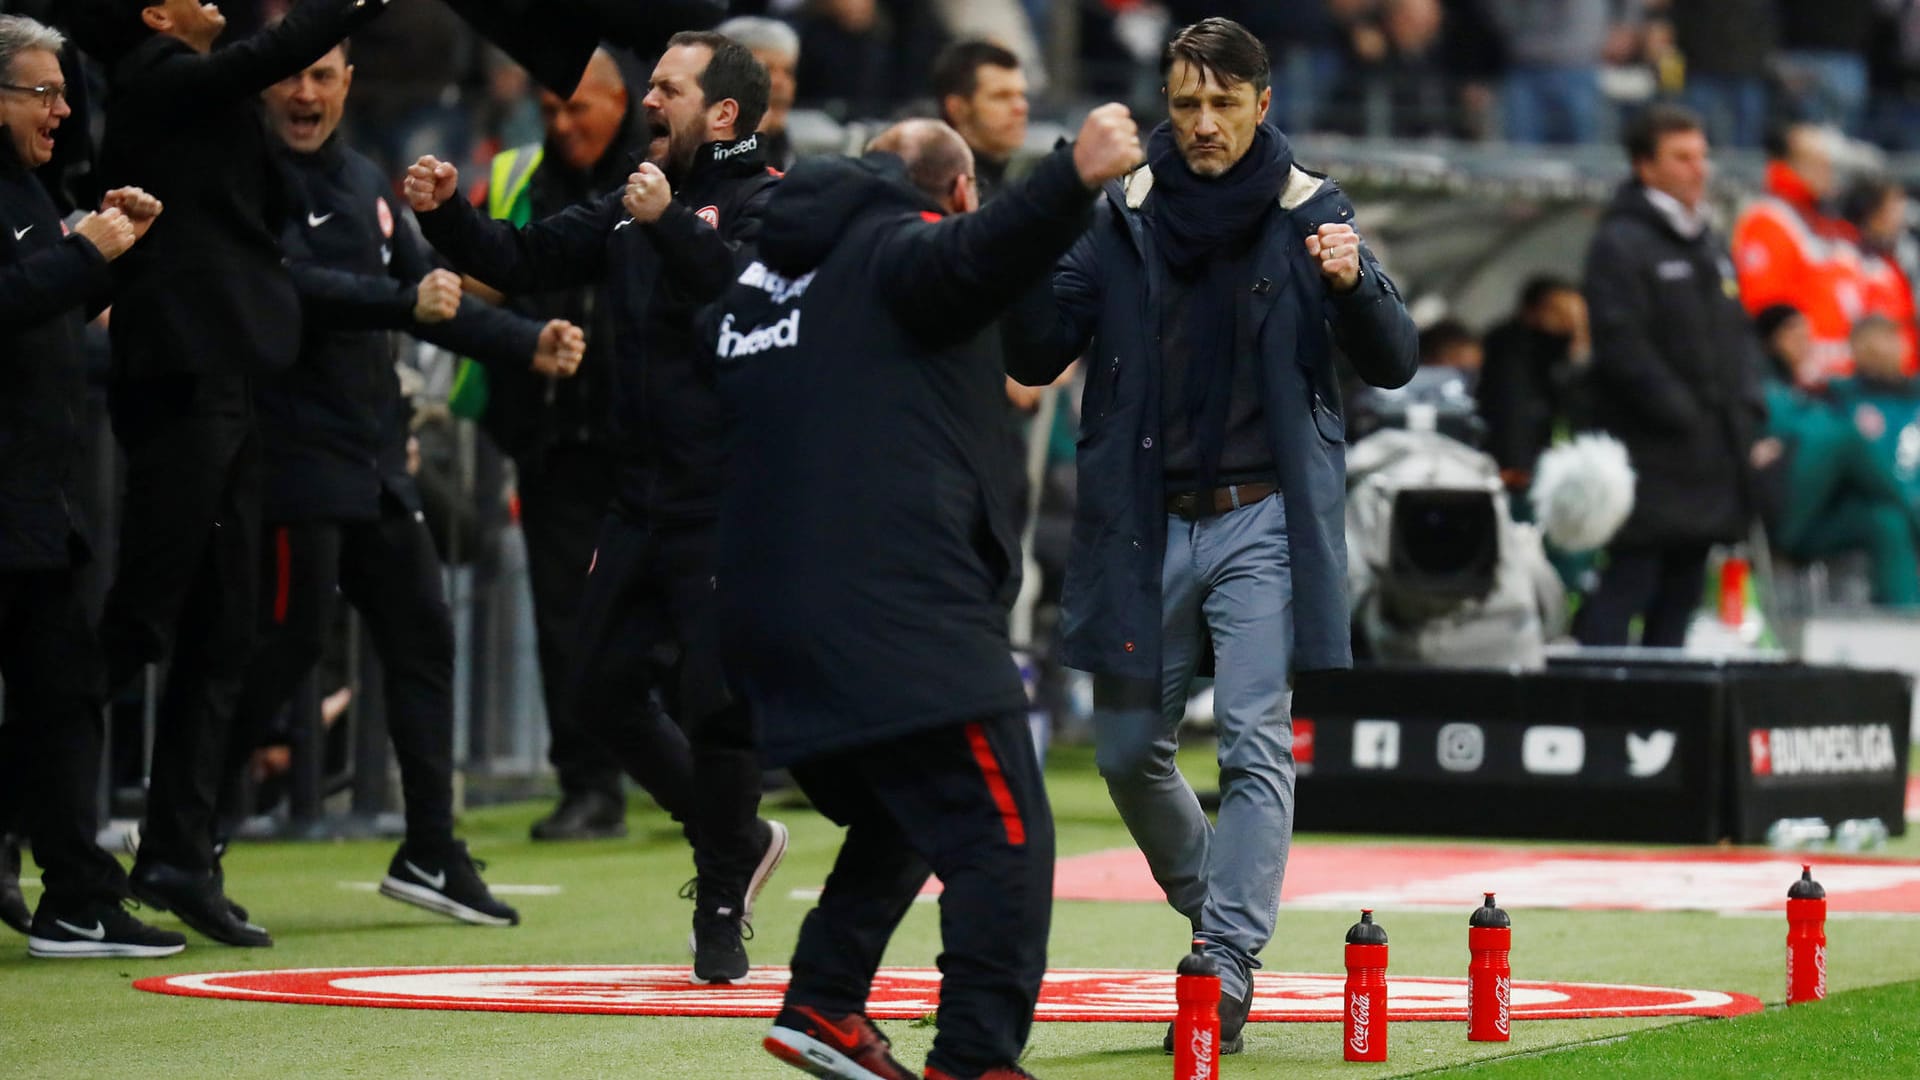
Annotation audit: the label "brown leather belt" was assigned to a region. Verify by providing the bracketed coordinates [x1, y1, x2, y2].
[1166, 482, 1278, 520]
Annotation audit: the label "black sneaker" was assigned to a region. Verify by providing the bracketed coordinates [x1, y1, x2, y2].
[764, 1005, 918, 1079]
[690, 901, 752, 984]
[1, 838, 31, 936]
[130, 859, 271, 947]
[529, 789, 627, 841]
[744, 819, 790, 920]
[28, 897, 186, 958]
[1162, 988, 1249, 1055]
[379, 840, 519, 926]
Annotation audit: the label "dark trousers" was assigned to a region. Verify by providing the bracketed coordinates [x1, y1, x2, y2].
[517, 444, 621, 799]
[573, 514, 761, 904]
[231, 499, 456, 844]
[787, 715, 1053, 1078]
[1575, 544, 1710, 648]
[0, 569, 126, 906]
[102, 374, 260, 874]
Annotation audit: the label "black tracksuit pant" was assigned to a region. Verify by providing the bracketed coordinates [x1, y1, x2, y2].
[516, 443, 622, 801]
[573, 513, 759, 904]
[0, 569, 128, 906]
[231, 497, 456, 845]
[786, 714, 1053, 1078]
[101, 373, 261, 875]
[1575, 544, 1710, 648]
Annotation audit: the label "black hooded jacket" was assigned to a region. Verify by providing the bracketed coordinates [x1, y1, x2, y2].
[1583, 181, 1764, 547]
[0, 132, 112, 570]
[418, 133, 778, 520]
[713, 145, 1096, 766]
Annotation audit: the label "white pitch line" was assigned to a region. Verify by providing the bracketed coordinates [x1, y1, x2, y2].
[787, 887, 936, 904]
[336, 881, 564, 897]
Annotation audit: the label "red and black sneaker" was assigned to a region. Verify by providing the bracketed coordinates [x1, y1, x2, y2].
[763, 1005, 917, 1079]
[923, 1066, 1039, 1079]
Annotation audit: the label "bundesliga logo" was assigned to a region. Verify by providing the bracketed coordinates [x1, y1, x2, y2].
[1750, 725, 1897, 777]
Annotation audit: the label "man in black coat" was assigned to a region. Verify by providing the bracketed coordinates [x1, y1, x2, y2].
[724, 111, 1145, 1080]
[1576, 104, 1765, 647]
[0, 11, 182, 958]
[73, 0, 392, 948]
[404, 31, 788, 983]
[220, 41, 588, 928]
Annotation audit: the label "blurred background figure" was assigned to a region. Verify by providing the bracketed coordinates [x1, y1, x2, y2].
[718, 15, 801, 168]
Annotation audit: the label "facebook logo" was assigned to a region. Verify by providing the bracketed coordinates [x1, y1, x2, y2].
[1352, 720, 1402, 770]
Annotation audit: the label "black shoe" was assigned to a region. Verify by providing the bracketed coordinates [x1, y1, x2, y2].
[28, 896, 187, 958]
[744, 819, 789, 920]
[529, 789, 627, 841]
[0, 838, 31, 936]
[379, 840, 519, 926]
[1162, 988, 1249, 1055]
[689, 899, 752, 984]
[130, 860, 272, 947]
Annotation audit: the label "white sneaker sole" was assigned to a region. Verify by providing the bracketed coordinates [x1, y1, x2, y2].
[28, 936, 184, 958]
[378, 876, 515, 927]
[763, 1025, 889, 1079]
[744, 820, 790, 920]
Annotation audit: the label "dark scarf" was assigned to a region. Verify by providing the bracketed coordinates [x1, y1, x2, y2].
[1146, 120, 1293, 495]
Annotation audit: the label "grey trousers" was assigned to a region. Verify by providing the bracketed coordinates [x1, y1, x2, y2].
[1093, 493, 1295, 1000]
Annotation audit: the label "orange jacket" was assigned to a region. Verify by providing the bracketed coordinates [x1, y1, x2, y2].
[1732, 162, 1866, 380]
[1858, 250, 1920, 376]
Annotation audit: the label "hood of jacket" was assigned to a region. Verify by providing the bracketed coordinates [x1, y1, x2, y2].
[757, 151, 934, 277]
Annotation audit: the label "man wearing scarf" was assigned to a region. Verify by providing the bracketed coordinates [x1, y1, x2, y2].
[1005, 16, 1418, 1055]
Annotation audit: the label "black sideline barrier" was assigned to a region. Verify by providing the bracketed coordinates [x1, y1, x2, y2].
[1289, 657, 1911, 844]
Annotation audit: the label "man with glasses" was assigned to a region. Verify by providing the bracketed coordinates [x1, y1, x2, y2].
[0, 11, 183, 958]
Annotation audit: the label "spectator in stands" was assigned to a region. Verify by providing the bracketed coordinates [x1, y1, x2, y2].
[1844, 176, 1920, 376]
[1732, 123, 1866, 381]
[466, 47, 639, 843]
[1668, 0, 1774, 149]
[332, 0, 477, 178]
[1330, 0, 1461, 138]
[932, 40, 1028, 200]
[0, 11, 184, 960]
[1829, 317, 1920, 513]
[1577, 105, 1763, 647]
[1867, 0, 1920, 151]
[795, 0, 946, 119]
[1775, 0, 1874, 133]
[718, 16, 800, 170]
[1756, 308, 1920, 604]
[1477, 275, 1592, 490]
[76, 0, 391, 951]
[1486, 0, 1641, 145]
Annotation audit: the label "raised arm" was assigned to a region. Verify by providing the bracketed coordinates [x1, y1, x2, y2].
[125, 0, 388, 103]
[406, 155, 614, 294]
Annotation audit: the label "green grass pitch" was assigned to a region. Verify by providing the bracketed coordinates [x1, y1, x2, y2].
[4, 745, 1916, 1079]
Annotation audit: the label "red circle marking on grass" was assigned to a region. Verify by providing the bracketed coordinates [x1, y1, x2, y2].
[134, 966, 1761, 1022]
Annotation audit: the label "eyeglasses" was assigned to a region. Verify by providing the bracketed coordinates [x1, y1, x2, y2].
[0, 82, 68, 108]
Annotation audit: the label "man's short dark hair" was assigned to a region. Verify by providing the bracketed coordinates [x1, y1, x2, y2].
[1622, 104, 1703, 164]
[1419, 319, 1478, 364]
[1841, 175, 1903, 229]
[668, 29, 771, 137]
[1161, 17, 1270, 96]
[1519, 274, 1577, 312]
[930, 39, 1019, 112]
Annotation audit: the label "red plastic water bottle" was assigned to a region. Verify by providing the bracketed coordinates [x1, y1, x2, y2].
[1344, 910, 1389, 1062]
[1467, 892, 1512, 1042]
[1787, 865, 1827, 1005]
[1173, 939, 1220, 1079]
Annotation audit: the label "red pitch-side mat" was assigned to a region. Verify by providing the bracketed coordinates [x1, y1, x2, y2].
[133, 966, 1761, 1022]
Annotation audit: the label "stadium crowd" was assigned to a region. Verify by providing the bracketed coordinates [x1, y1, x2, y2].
[4, 2, 1920, 1078]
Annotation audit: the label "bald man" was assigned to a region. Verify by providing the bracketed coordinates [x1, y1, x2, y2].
[719, 110, 1144, 1080]
[476, 48, 641, 840]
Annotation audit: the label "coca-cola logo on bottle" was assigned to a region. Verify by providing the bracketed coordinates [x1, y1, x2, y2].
[1186, 1029, 1214, 1080]
[1349, 992, 1371, 1054]
[1814, 946, 1827, 999]
[1495, 977, 1512, 1036]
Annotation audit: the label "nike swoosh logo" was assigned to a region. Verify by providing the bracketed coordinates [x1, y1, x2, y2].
[613, 219, 635, 231]
[55, 919, 106, 941]
[795, 1006, 863, 1051]
[307, 212, 334, 227]
[404, 860, 447, 890]
[12, 225, 31, 241]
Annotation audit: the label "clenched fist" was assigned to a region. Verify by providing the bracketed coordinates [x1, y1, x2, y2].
[1306, 222, 1362, 293]
[73, 208, 137, 261]
[1073, 103, 1143, 190]
[101, 187, 163, 242]
[414, 269, 462, 323]
[623, 163, 671, 225]
[403, 155, 460, 213]
[532, 319, 586, 377]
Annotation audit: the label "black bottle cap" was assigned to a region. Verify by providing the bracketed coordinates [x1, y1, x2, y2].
[1470, 892, 1511, 929]
[1177, 937, 1218, 976]
[1347, 909, 1389, 945]
[1788, 865, 1826, 900]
